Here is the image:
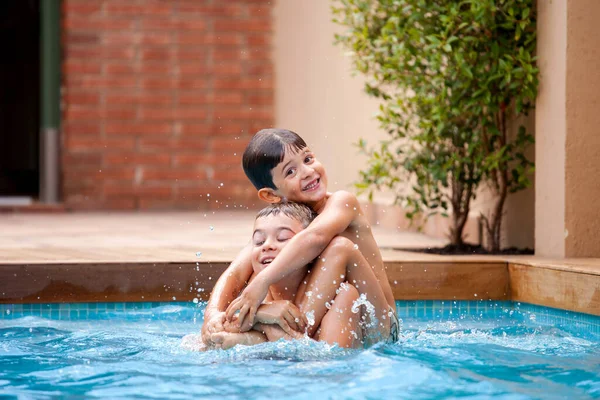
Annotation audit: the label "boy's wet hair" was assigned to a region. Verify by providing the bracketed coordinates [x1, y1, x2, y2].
[242, 128, 307, 190]
[255, 202, 316, 228]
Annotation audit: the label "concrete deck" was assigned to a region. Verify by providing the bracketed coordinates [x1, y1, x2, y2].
[1, 211, 599, 316]
[0, 211, 449, 263]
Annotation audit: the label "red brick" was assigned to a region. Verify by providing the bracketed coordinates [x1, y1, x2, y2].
[248, 5, 272, 18]
[248, 49, 272, 61]
[105, 108, 137, 120]
[105, 2, 172, 16]
[105, 123, 173, 135]
[176, 79, 207, 90]
[63, 1, 102, 15]
[140, 77, 176, 90]
[179, 123, 245, 137]
[212, 168, 248, 182]
[178, 33, 241, 46]
[64, 108, 104, 121]
[247, 93, 273, 105]
[64, 166, 136, 181]
[63, 60, 102, 75]
[104, 152, 171, 166]
[211, 138, 247, 153]
[138, 198, 176, 210]
[65, 46, 136, 62]
[139, 19, 206, 31]
[177, 94, 209, 105]
[178, 124, 213, 136]
[101, 197, 137, 210]
[63, 123, 101, 137]
[138, 137, 208, 151]
[64, 91, 101, 106]
[140, 48, 174, 61]
[106, 93, 173, 106]
[177, 4, 242, 17]
[64, 107, 136, 121]
[62, 0, 275, 210]
[212, 49, 246, 62]
[66, 136, 136, 152]
[215, 20, 272, 33]
[139, 64, 173, 74]
[247, 62, 273, 76]
[75, 76, 138, 90]
[139, 108, 207, 121]
[105, 62, 135, 75]
[143, 168, 206, 182]
[214, 78, 272, 90]
[213, 108, 272, 121]
[63, 17, 133, 31]
[214, 92, 245, 105]
[63, 153, 103, 168]
[104, 183, 173, 199]
[65, 33, 100, 46]
[246, 34, 271, 47]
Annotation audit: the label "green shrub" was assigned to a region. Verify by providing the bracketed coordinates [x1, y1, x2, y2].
[333, 0, 539, 250]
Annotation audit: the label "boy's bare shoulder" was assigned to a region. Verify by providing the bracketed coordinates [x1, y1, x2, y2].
[327, 190, 359, 208]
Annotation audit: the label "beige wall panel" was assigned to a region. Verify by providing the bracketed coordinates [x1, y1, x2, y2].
[273, 0, 386, 192]
[535, 0, 567, 256]
[564, 0, 600, 257]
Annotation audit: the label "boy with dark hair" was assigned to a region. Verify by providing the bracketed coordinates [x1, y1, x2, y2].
[202, 128, 399, 347]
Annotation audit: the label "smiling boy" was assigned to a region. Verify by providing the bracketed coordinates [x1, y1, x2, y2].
[203, 128, 398, 347]
[205, 202, 364, 350]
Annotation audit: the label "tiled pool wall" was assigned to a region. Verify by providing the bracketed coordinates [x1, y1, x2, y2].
[2, 300, 599, 336]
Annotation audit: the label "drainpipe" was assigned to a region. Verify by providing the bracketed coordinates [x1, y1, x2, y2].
[40, 0, 61, 203]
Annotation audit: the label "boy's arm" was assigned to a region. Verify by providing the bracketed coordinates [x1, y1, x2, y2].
[226, 191, 359, 331]
[201, 244, 253, 343]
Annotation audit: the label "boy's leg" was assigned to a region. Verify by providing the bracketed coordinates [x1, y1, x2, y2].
[295, 236, 391, 341]
[210, 330, 267, 350]
[254, 323, 304, 342]
[313, 283, 362, 348]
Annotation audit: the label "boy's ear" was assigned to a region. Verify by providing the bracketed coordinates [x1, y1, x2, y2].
[257, 188, 282, 204]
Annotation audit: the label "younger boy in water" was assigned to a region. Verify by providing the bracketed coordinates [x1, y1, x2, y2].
[206, 202, 364, 349]
[203, 129, 398, 347]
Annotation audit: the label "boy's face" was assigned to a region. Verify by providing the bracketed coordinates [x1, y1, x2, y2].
[251, 214, 304, 272]
[271, 148, 327, 204]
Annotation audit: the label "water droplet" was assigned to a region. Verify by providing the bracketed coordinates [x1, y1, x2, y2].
[193, 298, 199, 304]
[353, 244, 359, 250]
[196, 252, 202, 257]
[209, 226, 214, 231]
[474, 293, 478, 297]
[172, 296, 177, 301]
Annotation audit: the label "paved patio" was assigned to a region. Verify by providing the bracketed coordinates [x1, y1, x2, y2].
[0, 211, 449, 263]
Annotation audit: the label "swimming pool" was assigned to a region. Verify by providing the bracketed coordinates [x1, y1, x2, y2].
[1, 301, 599, 399]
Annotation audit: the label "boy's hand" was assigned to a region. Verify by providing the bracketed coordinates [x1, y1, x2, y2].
[225, 276, 269, 332]
[201, 311, 226, 345]
[256, 301, 307, 336]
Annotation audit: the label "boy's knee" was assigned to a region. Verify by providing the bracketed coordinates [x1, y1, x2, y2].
[322, 236, 355, 255]
[337, 283, 359, 302]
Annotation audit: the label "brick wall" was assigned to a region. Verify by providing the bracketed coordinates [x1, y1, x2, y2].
[61, 0, 273, 210]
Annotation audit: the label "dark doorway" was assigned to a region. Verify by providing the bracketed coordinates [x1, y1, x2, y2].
[0, 1, 40, 197]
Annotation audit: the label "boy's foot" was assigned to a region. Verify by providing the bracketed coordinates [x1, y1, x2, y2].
[211, 332, 250, 350]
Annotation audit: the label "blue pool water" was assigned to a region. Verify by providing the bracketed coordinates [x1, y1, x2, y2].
[1, 301, 599, 399]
